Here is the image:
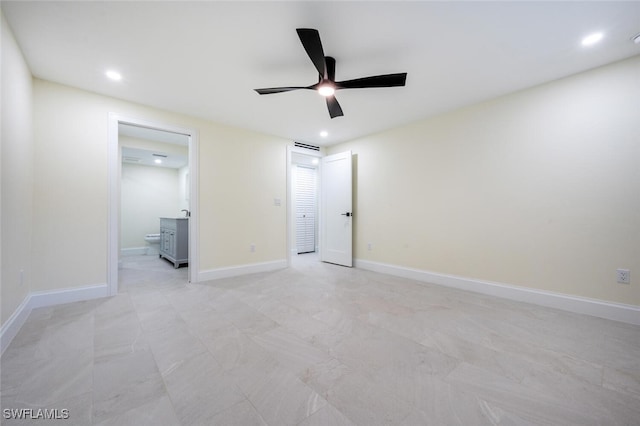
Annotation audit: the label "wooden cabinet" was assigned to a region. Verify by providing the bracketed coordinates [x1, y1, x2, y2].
[159, 218, 188, 268]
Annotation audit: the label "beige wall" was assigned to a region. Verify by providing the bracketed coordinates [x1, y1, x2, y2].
[329, 56, 640, 306]
[1, 13, 34, 326]
[201, 123, 288, 267]
[32, 79, 289, 293]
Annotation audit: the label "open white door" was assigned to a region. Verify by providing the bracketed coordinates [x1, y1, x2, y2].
[320, 151, 353, 267]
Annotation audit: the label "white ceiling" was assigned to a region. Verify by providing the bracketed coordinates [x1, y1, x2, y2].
[119, 123, 189, 168]
[3, 1, 639, 146]
[121, 146, 188, 169]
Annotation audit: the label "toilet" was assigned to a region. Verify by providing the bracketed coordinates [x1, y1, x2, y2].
[144, 233, 161, 255]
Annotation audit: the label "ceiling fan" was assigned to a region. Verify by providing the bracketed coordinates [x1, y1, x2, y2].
[254, 28, 408, 119]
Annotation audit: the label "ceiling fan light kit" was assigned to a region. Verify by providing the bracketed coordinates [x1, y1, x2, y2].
[318, 84, 335, 97]
[255, 28, 408, 118]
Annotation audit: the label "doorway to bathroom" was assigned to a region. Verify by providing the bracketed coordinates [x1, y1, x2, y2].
[108, 114, 199, 296]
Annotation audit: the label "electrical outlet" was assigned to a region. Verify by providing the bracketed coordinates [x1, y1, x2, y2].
[250, 244, 256, 253]
[367, 243, 372, 251]
[616, 269, 630, 284]
[20, 269, 24, 286]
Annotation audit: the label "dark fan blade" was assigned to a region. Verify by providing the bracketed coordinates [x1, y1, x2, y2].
[326, 96, 344, 119]
[325, 56, 336, 82]
[254, 87, 309, 95]
[296, 28, 326, 78]
[336, 73, 407, 89]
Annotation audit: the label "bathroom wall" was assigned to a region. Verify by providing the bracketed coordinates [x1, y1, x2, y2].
[178, 165, 189, 212]
[1, 12, 34, 327]
[120, 163, 181, 252]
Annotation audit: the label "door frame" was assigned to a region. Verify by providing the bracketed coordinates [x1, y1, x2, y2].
[107, 113, 199, 295]
[286, 145, 323, 267]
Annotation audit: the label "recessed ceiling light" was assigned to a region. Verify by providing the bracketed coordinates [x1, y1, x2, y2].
[312, 158, 319, 165]
[105, 70, 122, 81]
[154, 158, 162, 164]
[632, 33, 640, 44]
[320, 131, 328, 137]
[581, 32, 603, 47]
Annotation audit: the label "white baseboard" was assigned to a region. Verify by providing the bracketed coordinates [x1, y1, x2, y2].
[1, 283, 109, 355]
[121, 247, 147, 256]
[198, 259, 287, 282]
[28, 283, 109, 309]
[355, 259, 640, 326]
[0, 295, 32, 356]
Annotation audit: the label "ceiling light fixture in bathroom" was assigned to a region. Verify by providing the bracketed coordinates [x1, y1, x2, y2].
[152, 153, 166, 165]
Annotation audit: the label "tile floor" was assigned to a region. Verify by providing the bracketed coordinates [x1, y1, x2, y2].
[1, 253, 639, 425]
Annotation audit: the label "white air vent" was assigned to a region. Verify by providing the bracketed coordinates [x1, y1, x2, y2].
[123, 156, 142, 163]
[294, 142, 320, 151]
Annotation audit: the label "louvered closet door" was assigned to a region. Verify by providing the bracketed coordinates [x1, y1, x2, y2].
[296, 165, 317, 254]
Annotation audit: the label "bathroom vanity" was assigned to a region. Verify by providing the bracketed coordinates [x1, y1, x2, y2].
[159, 218, 188, 268]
